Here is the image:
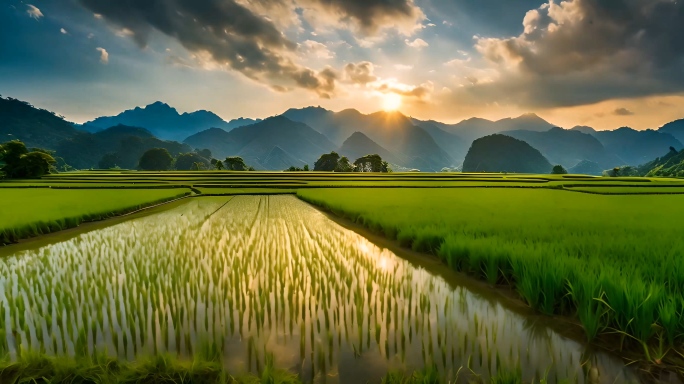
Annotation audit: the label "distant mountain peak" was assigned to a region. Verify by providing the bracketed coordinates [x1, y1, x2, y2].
[337, 108, 364, 117]
[144, 101, 176, 112]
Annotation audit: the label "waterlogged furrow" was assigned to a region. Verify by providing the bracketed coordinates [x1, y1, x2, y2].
[0, 196, 638, 383]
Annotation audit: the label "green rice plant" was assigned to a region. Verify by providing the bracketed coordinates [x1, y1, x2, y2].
[567, 275, 608, 341]
[298, 188, 684, 362]
[489, 367, 522, 384]
[0, 194, 651, 383]
[0, 189, 190, 245]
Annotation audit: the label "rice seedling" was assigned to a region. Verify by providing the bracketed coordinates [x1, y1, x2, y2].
[0, 195, 644, 383]
[298, 188, 684, 362]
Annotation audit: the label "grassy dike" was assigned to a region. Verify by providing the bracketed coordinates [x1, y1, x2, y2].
[297, 188, 684, 370]
[0, 189, 191, 245]
[0, 354, 534, 384]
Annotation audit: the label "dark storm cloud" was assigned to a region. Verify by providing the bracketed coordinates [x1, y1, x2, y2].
[469, 0, 684, 107]
[77, 0, 339, 97]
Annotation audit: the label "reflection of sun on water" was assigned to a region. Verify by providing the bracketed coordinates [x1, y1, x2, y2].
[378, 257, 389, 271]
[382, 93, 402, 111]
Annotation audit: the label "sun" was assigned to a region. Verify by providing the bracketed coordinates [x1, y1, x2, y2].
[382, 93, 402, 111]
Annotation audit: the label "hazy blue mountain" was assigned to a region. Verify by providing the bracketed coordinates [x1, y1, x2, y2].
[568, 160, 604, 175]
[184, 128, 240, 160]
[84, 102, 254, 141]
[262, 146, 307, 170]
[462, 134, 552, 173]
[409, 120, 468, 164]
[184, 116, 336, 169]
[496, 113, 556, 133]
[591, 127, 683, 166]
[421, 113, 557, 143]
[414, 117, 497, 144]
[55, 124, 191, 169]
[282, 108, 455, 170]
[230, 116, 337, 169]
[659, 119, 684, 144]
[0, 96, 80, 149]
[570, 126, 597, 135]
[502, 127, 620, 168]
[338, 132, 405, 165]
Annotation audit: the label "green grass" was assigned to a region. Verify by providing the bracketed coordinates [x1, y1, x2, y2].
[0, 188, 190, 244]
[297, 188, 684, 363]
[0, 353, 301, 384]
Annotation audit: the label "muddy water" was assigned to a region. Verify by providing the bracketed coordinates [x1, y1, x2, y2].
[0, 196, 643, 383]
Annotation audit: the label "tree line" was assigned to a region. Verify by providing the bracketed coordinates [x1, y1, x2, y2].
[286, 152, 391, 173]
[135, 148, 255, 171]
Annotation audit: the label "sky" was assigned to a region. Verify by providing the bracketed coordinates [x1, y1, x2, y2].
[1, 0, 683, 130]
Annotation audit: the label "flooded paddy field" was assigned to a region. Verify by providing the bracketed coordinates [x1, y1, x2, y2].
[0, 196, 649, 383]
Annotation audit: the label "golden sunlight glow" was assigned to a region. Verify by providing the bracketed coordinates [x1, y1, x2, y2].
[382, 93, 402, 111]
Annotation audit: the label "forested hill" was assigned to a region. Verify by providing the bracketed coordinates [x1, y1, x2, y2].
[0, 97, 80, 149]
[638, 147, 684, 177]
[462, 134, 552, 173]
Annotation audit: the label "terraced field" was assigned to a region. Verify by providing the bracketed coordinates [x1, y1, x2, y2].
[1, 171, 684, 382]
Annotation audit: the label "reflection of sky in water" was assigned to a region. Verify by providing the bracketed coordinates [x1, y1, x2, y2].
[0, 196, 642, 383]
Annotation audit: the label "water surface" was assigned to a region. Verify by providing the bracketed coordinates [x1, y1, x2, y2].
[0, 196, 641, 383]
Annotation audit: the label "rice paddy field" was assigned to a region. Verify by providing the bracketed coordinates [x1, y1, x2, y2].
[297, 189, 684, 370]
[0, 188, 190, 245]
[1, 171, 684, 383]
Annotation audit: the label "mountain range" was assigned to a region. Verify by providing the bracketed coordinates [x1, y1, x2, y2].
[2, 95, 684, 173]
[82, 101, 260, 141]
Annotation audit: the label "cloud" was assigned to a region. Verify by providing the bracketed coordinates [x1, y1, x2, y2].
[299, 40, 335, 60]
[26, 5, 43, 19]
[613, 107, 634, 116]
[76, 0, 341, 98]
[96, 47, 109, 64]
[60, 28, 68, 35]
[405, 38, 429, 49]
[342, 61, 430, 101]
[469, 0, 684, 108]
[377, 80, 434, 100]
[394, 64, 413, 71]
[296, 0, 425, 36]
[344, 62, 377, 85]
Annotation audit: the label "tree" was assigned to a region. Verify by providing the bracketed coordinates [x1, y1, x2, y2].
[98, 153, 121, 169]
[336, 156, 354, 172]
[175, 152, 209, 170]
[314, 152, 341, 171]
[15, 152, 56, 178]
[0, 140, 29, 175]
[551, 165, 568, 174]
[138, 148, 173, 171]
[353, 154, 390, 173]
[0, 140, 56, 178]
[224, 156, 247, 171]
[194, 148, 212, 159]
[303, 164, 309, 171]
[210, 159, 225, 170]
